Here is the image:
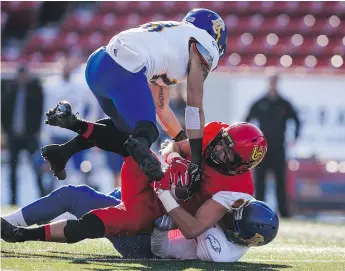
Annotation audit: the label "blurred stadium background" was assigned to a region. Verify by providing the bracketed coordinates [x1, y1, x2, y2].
[1, 1, 345, 222]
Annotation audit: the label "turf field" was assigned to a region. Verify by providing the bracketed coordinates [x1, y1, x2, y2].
[1, 208, 345, 271]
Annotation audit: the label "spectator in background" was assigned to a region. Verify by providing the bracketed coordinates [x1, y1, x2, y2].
[245, 73, 301, 218]
[1, 65, 45, 204]
[42, 58, 99, 180]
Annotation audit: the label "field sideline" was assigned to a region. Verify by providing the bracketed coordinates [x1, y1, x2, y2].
[1, 207, 345, 271]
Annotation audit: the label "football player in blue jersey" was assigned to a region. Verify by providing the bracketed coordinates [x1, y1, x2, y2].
[42, 8, 228, 186]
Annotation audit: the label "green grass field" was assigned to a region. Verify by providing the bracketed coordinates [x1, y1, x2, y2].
[1, 207, 345, 271]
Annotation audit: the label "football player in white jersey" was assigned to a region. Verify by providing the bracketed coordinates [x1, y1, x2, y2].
[42, 8, 228, 186]
[152, 200, 279, 262]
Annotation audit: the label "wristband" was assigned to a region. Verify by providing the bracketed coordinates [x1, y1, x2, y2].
[157, 190, 180, 213]
[173, 130, 188, 142]
[185, 106, 200, 130]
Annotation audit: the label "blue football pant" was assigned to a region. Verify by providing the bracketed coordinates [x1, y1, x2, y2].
[85, 46, 156, 133]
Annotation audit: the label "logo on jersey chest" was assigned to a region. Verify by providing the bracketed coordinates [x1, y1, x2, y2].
[206, 234, 221, 254]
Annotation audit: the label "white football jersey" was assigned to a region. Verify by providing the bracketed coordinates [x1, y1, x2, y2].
[151, 225, 249, 262]
[105, 21, 220, 86]
[151, 191, 255, 262]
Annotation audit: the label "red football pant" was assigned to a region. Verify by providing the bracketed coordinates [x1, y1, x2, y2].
[91, 156, 165, 236]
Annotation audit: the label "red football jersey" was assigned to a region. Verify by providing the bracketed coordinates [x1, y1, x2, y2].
[181, 162, 254, 215]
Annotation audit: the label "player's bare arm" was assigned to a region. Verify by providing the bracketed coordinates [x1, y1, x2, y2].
[150, 84, 185, 139]
[186, 42, 208, 165]
[160, 139, 191, 161]
[168, 199, 227, 239]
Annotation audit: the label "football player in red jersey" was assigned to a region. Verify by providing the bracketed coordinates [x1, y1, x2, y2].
[1, 112, 268, 249]
[156, 121, 267, 238]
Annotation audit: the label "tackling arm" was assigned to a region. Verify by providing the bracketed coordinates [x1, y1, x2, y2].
[168, 199, 227, 239]
[157, 189, 228, 239]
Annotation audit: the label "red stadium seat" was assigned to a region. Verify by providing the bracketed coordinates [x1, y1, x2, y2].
[13, 1, 344, 70]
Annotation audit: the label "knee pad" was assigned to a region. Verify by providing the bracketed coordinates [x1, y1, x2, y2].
[132, 121, 159, 147]
[64, 213, 105, 243]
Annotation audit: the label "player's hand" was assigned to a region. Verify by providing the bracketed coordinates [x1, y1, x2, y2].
[152, 157, 189, 191]
[184, 162, 203, 200]
[167, 155, 190, 187]
[159, 139, 172, 154]
[154, 215, 176, 230]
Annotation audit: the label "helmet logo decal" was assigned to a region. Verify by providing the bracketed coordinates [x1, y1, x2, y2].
[206, 234, 221, 254]
[238, 233, 265, 247]
[211, 18, 225, 42]
[251, 145, 264, 161]
[231, 199, 250, 220]
[186, 16, 196, 23]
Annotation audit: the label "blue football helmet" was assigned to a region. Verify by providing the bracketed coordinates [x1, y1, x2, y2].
[220, 200, 279, 247]
[182, 8, 228, 58]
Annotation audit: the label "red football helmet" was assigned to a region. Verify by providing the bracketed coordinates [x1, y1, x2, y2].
[203, 121, 267, 175]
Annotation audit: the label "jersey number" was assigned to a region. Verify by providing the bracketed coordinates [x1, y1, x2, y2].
[140, 22, 179, 32]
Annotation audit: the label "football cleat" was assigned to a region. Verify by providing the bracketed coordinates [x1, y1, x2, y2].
[124, 136, 164, 181]
[45, 101, 78, 129]
[1, 218, 25, 243]
[41, 144, 68, 180]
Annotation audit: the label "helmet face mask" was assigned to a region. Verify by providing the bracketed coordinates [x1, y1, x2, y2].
[203, 123, 267, 176]
[204, 128, 252, 175]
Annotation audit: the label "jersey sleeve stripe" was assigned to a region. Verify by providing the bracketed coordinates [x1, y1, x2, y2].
[192, 42, 211, 71]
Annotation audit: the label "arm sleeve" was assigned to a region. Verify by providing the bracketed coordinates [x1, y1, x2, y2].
[212, 191, 254, 210]
[151, 228, 198, 260]
[196, 225, 249, 262]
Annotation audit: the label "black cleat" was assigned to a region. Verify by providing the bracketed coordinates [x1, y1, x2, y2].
[41, 144, 68, 180]
[124, 137, 164, 181]
[45, 101, 78, 129]
[1, 218, 25, 243]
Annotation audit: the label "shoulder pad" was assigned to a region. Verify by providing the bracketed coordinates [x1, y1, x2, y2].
[193, 42, 214, 71]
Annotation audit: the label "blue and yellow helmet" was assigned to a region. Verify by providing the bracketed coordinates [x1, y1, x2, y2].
[220, 200, 279, 247]
[182, 8, 228, 58]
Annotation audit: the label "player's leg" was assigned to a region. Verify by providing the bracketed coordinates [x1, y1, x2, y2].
[42, 117, 130, 179]
[1, 158, 162, 244]
[85, 46, 163, 181]
[272, 149, 289, 217]
[27, 136, 46, 198]
[1, 197, 161, 244]
[254, 156, 269, 201]
[3, 185, 121, 226]
[8, 137, 21, 205]
[1, 212, 104, 243]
